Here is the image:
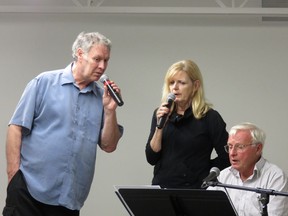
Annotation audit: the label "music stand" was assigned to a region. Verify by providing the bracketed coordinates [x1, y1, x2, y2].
[115, 187, 237, 216]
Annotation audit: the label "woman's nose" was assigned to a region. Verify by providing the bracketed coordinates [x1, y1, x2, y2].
[172, 82, 178, 89]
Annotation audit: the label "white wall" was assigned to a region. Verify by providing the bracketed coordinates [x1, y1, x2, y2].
[0, 13, 287, 215]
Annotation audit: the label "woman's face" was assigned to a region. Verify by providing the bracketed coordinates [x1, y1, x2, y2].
[168, 71, 195, 107]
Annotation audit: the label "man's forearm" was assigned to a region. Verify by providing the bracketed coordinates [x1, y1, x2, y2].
[100, 111, 121, 152]
[6, 125, 22, 182]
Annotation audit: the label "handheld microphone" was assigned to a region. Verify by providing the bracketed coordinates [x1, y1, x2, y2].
[201, 167, 220, 188]
[156, 93, 176, 129]
[99, 74, 124, 106]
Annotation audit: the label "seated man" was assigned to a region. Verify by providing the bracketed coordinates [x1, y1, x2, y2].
[208, 122, 288, 216]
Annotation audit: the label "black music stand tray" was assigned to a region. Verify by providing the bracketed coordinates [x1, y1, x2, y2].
[115, 187, 237, 216]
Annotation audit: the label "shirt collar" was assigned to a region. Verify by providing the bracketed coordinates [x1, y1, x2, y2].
[61, 63, 74, 85]
[61, 63, 101, 96]
[229, 156, 266, 180]
[169, 106, 193, 123]
[254, 157, 266, 178]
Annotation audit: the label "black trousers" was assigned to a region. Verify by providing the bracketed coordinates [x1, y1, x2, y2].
[2, 170, 80, 216]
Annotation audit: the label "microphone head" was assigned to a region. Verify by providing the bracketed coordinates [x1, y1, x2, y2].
[167, 93, 176, 101]
[99, 74, 109, 83]
[210, 167, 220, 177]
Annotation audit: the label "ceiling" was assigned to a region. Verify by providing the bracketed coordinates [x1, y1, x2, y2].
[0, 0, 263, 7]
[0, 0, 288, 17]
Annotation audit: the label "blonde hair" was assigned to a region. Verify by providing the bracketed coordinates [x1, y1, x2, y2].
[161, 60, 212, 119]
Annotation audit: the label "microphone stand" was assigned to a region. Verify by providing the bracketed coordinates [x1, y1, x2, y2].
[206, 181, 288, 216]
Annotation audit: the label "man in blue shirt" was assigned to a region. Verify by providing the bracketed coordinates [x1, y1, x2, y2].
[2, 32, 123, 216]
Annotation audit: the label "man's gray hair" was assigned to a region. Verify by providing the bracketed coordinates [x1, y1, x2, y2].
[72, 32, 111, 61]
[229, 122, 266, 145]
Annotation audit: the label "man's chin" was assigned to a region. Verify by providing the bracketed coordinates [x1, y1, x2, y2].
[231, 162, 240, 169]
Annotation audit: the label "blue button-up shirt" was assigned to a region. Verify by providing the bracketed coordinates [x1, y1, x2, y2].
[10, 63, 107, 210]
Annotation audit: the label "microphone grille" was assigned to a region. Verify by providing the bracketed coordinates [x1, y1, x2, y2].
[99, 74, 108, 83]
[210, 167, 220, 177]
[167, 93, 176, 101]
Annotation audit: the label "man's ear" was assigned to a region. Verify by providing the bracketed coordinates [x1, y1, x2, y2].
[77, 48, 85, 61]
[256, 143, 263, 156]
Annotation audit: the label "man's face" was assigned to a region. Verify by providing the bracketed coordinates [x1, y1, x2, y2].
[227, 130, 262, 175]
[77, 44, 110, 83]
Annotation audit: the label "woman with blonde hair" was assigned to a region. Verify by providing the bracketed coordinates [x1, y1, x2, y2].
[145, 59, 230, 189]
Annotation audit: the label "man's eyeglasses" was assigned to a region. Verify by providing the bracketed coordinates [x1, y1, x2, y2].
[224, 143, 256, 153]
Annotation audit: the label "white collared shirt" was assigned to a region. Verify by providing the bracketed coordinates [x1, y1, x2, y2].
[208, 157, 288, 216]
